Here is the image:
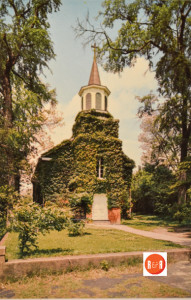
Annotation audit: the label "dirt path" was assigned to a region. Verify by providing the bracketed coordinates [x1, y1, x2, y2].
[88, 224, 191, 247]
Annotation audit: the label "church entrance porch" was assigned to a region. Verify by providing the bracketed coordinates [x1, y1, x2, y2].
[92, 194, 109, 221]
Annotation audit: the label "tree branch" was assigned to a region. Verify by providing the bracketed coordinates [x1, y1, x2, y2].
[179, 4, 191, 50]
[12, 69, 29, 86]
[8, 0, 18, 16]
[3, 33, 13, 61]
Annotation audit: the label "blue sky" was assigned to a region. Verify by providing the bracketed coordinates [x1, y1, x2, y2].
[43, 0, 158, 169]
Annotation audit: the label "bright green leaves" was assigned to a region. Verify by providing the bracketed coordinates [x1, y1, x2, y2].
[132, 164, 176, 215]
[8, 199, 68, 255]
[0, 0, 62, 190]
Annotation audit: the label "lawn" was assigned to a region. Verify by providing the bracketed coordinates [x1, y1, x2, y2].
[4, 226, 182, 260]
[122, 214, 180, 231]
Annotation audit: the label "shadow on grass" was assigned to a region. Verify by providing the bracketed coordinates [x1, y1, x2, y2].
[123, 220, 165, 228]
[163, 241, 183, 248]
[69, 232, 92, 237]
[123, 215, 183, 230]
[127, 221, 164, 227]
[19, 247, 75, 259]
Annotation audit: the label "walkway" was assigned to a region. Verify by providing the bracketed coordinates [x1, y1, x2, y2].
[89, 224, 191, 247]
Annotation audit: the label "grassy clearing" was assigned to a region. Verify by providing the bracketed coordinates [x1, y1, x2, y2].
[122, 214, 180, 231]
[0, 263, 190, 298]
[4, 227, 182, 260]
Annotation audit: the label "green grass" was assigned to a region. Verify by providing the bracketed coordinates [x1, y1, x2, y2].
[4, 227, 182, 260]
[122, 214, 180, 231]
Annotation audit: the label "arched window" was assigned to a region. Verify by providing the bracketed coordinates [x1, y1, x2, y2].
[81, 97, 83, 110]
[105, 96, 108, 111]
[86, 93, 91, 110]
[96, 93, 102, 110]
[96, 158, 104, 178]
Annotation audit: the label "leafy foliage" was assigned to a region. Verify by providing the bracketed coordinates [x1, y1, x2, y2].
[67, 220, 85, 237]
[132, 164, 177, 215]
[0, 185, 20, 239]
[0, 0, 62, 190]
[8, 200, 68, 256]
[33, 110, 134, 213]
[169, 203, 191, 226]
[138, 94, 191, 167]
[0, 213, 6, 240]
[100, 260, 110, 271]
[70, 193, 92, 218]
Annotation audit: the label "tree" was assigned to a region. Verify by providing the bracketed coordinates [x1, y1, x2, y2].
[137, 92, 191, 202]
[76, 0, 191, 203]
[131, 164, 177, 215]
[0, 0, 61, 190]
[18, 96, 64, 196]
[137, 96, 182, 170]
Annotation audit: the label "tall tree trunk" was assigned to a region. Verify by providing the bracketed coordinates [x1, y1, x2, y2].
[178, 171, 187, 204]
[2, 73, 16, 189]
[178, 97, 189, 204]
[2, 74, 13, 128]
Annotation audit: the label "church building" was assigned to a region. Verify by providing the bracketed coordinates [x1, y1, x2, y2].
[32, 49, 134, 224]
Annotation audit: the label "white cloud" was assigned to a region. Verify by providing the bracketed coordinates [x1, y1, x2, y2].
[49, 57, 158, 168]
[100, 57, 157, 92]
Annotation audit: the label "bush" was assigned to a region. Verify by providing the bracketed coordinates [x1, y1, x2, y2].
[8, 199, 69, 255]
[67, 220, 85, 236]
[100, 260, 110, 271]
[70, 192, 92, 219]
[0, 213, 6, 240]
[169, 203, 191, 226]
[0, 185, 19, 240]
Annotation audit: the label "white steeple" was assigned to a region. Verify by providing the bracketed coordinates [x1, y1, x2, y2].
[79, 46, 110, 112]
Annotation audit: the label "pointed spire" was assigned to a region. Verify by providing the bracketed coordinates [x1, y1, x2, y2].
[88, 44, 101, 85]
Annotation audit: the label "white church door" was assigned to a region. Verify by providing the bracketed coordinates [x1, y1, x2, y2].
[92, 193, 109, 220]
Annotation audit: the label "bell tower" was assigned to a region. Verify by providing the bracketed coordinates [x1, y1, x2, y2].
[79, 44, 110, 112]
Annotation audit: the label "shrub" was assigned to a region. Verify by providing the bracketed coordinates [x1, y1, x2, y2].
[0, 185, 19, 240]
[69, 193, 92, 219]
[0, 213, 6, 240]
[67, 220, 85, 236]
[8, 199, 69, 255]
[169, 203, 191, 226]
[100, 260, 110, 271]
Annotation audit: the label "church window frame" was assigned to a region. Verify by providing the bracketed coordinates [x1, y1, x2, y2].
[96, 157, 104, 179]
[96, 93, 102, 110]
[86, 93, 92, 110]
[81, 97, 83, 110]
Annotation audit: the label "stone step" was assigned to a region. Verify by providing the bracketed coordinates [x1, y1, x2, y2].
[92, 220, 111, 225]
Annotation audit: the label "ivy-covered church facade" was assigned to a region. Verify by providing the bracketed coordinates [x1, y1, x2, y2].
[33, 51, 134, 224]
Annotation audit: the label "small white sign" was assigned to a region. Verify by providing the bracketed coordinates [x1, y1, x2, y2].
[143, 252, 167, 276]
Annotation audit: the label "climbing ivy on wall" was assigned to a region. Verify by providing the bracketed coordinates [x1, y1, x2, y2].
[33, 110, 134, 214]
